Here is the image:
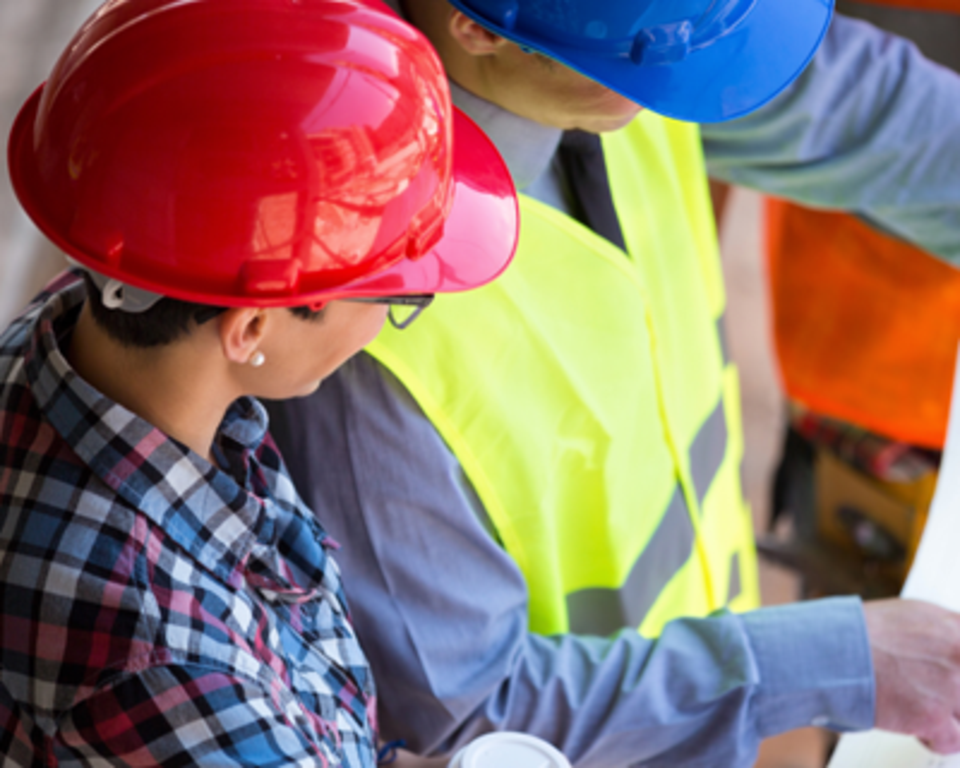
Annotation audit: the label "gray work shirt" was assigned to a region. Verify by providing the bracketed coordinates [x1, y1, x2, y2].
[268, 12, 960, 768]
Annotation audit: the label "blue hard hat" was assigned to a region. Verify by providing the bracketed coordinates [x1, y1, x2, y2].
[448, 0, 834, 123]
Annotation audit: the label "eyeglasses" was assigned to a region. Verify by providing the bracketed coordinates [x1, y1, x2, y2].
[347, 294, 435, 330]
[194, 293, 435, 331]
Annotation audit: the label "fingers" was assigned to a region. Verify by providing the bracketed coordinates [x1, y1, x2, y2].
[921, 716, 960, 755]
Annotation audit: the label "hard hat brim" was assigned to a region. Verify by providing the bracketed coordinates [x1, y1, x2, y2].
[326, 107, 519, 299]
[449, 0, 834, 124]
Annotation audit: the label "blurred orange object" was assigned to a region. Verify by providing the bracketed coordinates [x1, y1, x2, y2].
[767, 202, 960, 449]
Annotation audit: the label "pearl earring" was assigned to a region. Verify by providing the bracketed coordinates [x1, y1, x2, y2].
[249, 351, 266, 368]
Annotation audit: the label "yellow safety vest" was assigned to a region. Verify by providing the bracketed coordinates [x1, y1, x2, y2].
[367, 111, 759, 638]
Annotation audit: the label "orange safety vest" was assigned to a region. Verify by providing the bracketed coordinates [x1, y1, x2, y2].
[767, 0, 960, 450]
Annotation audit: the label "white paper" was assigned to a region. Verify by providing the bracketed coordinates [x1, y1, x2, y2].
[830, 732, 960, 768]
[828, 344, 960, 768]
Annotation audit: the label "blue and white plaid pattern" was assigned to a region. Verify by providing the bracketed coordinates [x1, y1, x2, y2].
[0, 274, 377, 766]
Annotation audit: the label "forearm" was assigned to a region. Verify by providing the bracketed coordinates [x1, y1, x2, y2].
[702, 13, 960, 263]
[416, 599, 872, 768]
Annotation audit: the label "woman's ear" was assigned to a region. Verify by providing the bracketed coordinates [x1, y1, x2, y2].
[218, 307, 268, 366]
[448, 10, 511, 56]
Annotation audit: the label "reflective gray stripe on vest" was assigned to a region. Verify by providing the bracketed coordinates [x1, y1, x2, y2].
[717, 315, 731, 367]
[690, 397, 729, 510]
[712, 314, 748, 512]
[727, 552, 742, 604]
[683, 314, 733, 512]
[566, 487, 695, 636]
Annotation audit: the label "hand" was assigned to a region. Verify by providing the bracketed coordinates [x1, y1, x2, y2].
[864, 598, 960, 753]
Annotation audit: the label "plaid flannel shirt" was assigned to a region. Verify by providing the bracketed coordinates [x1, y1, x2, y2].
[0, 274, 377, 767]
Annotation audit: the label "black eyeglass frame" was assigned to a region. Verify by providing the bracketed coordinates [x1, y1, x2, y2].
[193, 293, 435, 331]
[347, 294, 435, 330]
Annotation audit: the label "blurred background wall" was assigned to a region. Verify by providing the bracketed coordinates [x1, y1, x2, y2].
[0, 0, 101, 328]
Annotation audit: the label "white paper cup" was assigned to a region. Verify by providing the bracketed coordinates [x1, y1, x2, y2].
[447, 732, 572, 768]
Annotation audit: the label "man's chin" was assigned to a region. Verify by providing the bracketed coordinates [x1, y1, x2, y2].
[576, 108, 644, 134]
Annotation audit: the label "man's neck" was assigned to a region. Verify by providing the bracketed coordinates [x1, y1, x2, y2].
[448, 81, 562, 190]
[389, 0, 561, 189]
[66, 304, 237, 464]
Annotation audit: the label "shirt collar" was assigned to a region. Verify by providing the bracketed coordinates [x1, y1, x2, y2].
[23, 279, 274, 582]
[383, 0, 562, 190]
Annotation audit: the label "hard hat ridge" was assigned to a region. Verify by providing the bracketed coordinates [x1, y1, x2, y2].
[467, 0, 757, 51]
[628, 0, 759, 66]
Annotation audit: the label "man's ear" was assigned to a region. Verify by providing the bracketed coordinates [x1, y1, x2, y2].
[448, 10, 511, 56]
[218, 307, 268, 366]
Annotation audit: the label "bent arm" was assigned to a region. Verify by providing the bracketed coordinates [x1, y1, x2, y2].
[701, 13, 960, 263]
[267, 354, 874, 768]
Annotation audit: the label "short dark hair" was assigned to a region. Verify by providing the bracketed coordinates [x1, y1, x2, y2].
[81, 272, 324, 349]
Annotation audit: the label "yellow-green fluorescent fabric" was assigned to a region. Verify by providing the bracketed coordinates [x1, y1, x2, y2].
[367, 111, 759, 638]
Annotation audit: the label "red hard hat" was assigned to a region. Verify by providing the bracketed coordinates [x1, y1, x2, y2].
[8, 0, 518, 308]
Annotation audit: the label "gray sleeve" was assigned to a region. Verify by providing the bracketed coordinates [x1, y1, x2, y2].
[701, 13, 960, 263]
[265, 353, 874, 768]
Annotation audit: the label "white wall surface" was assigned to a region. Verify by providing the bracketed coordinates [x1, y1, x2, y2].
[0, 0, 102, 328]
